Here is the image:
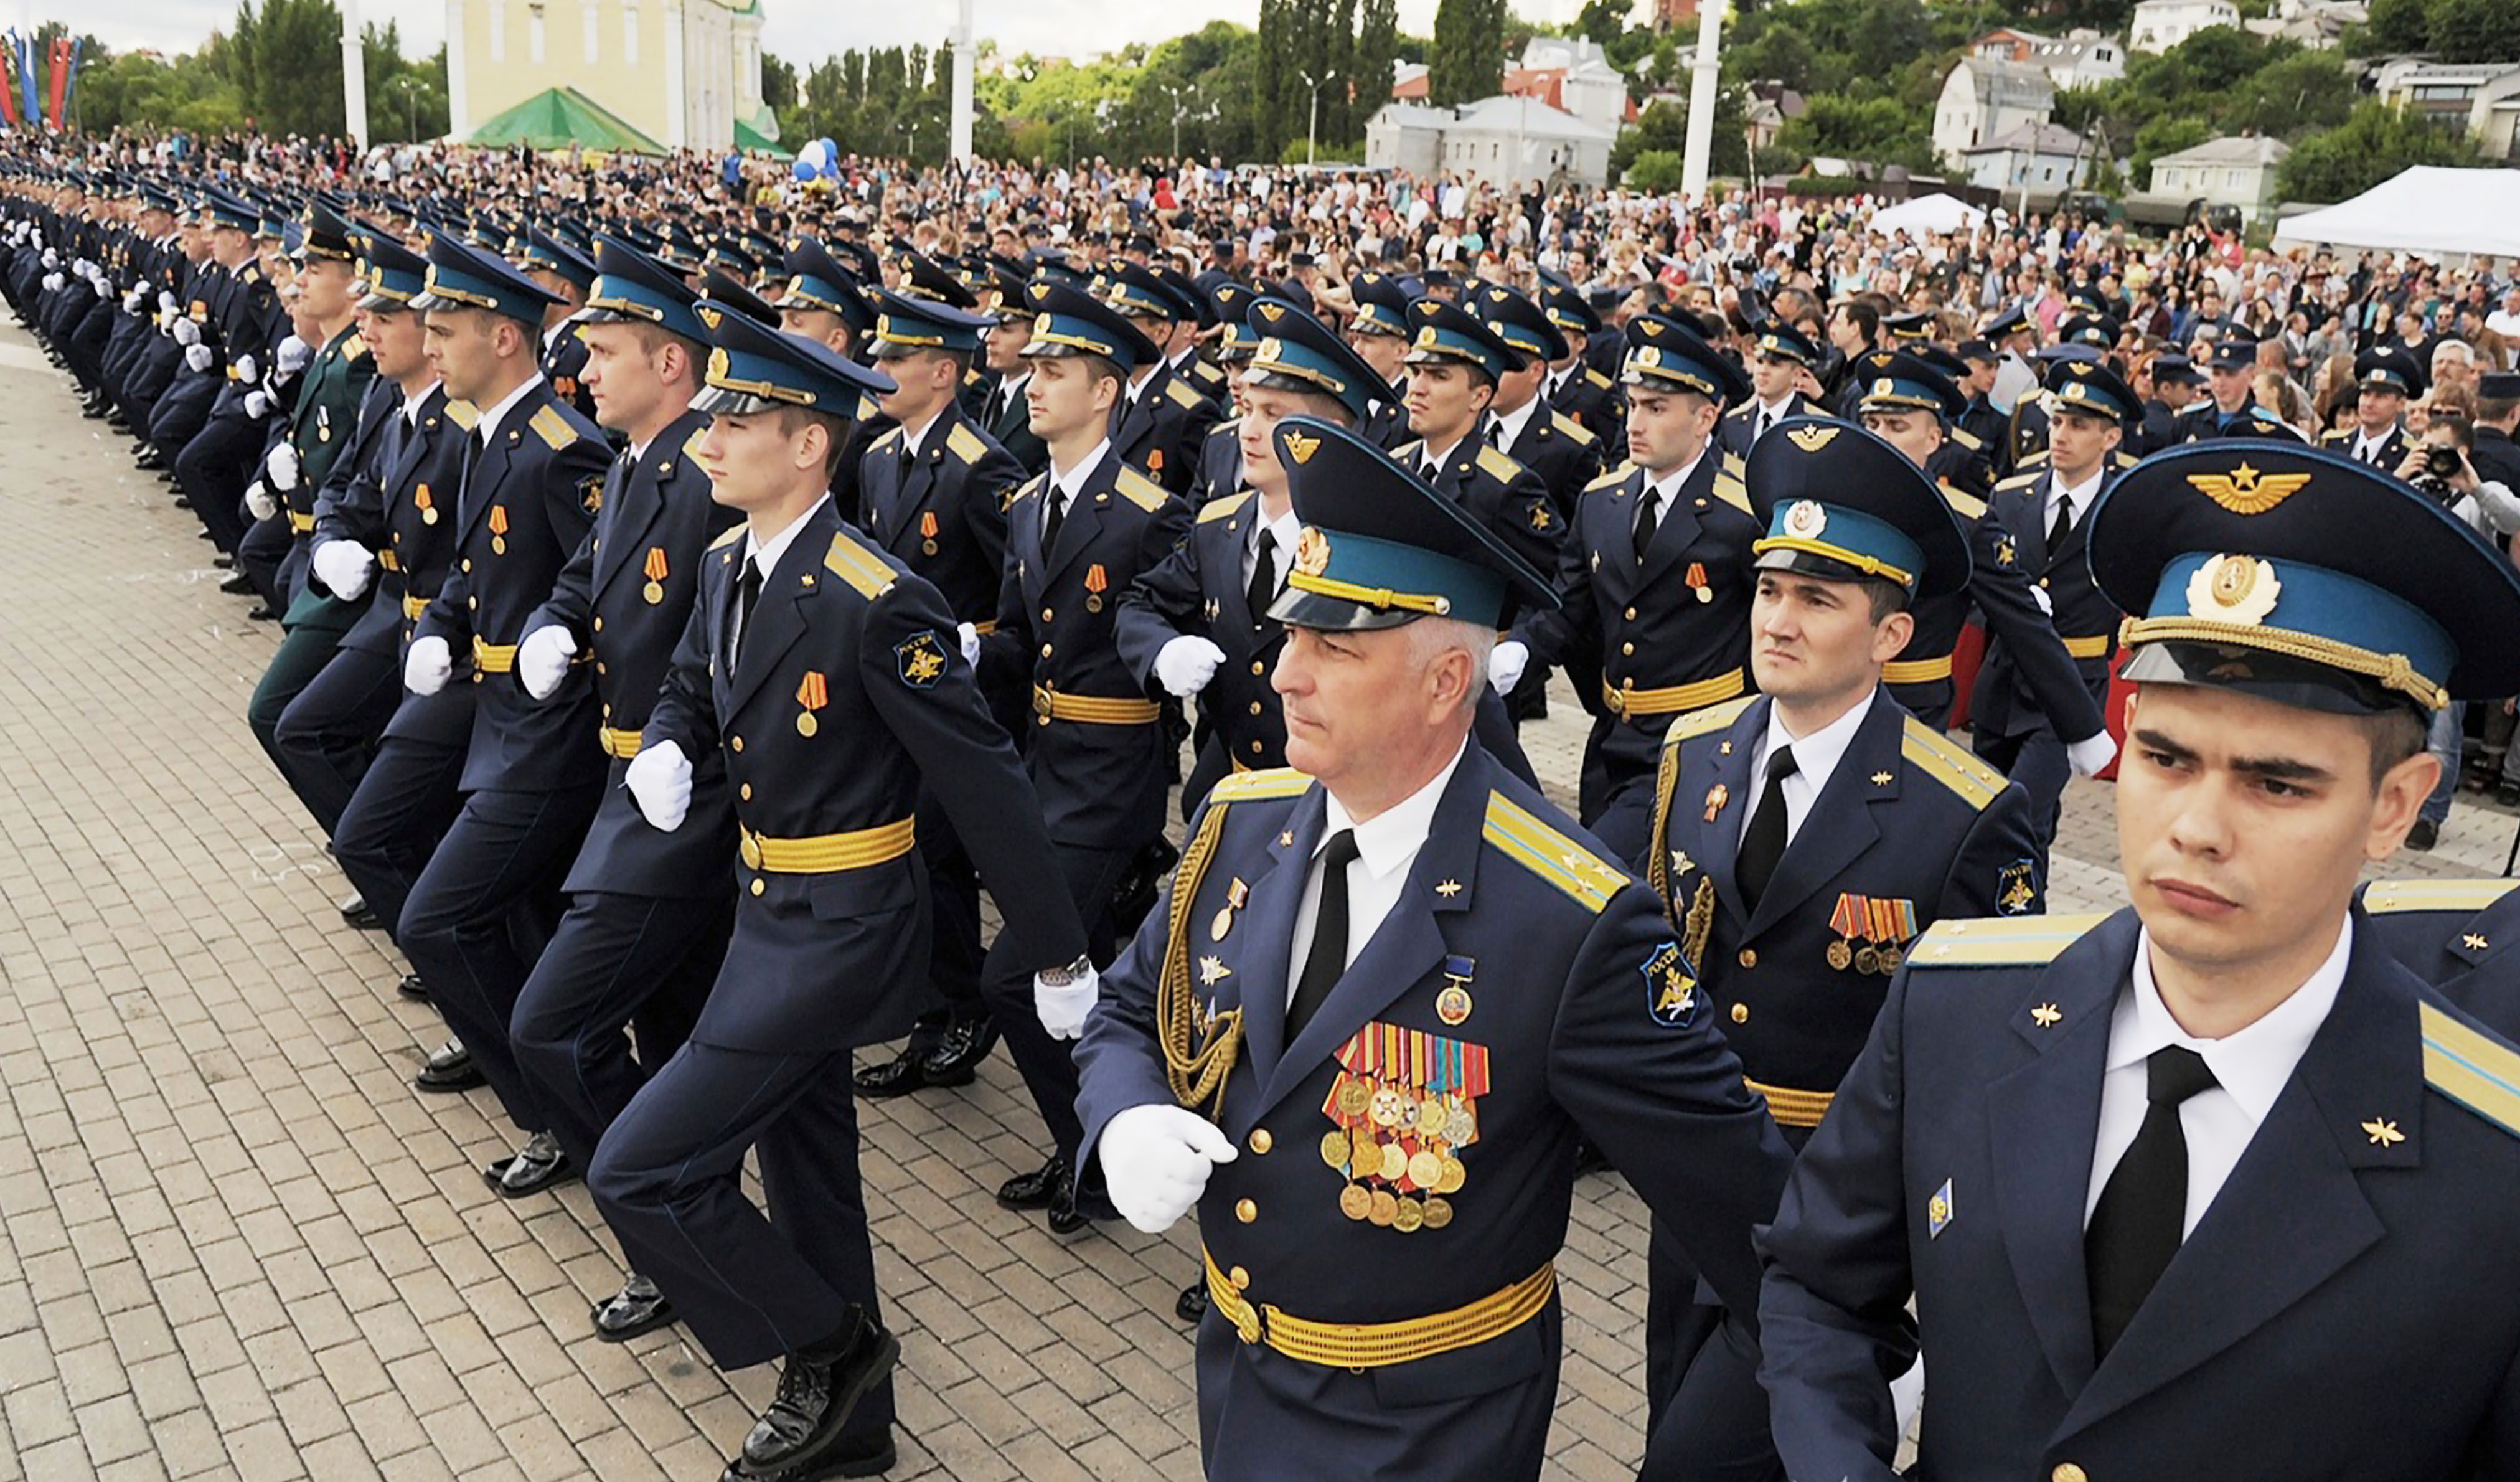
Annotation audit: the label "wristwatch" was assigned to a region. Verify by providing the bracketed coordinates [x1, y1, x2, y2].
[1038, 953, 1093, 987]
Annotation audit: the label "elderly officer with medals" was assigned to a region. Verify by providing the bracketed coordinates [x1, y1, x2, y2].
[593, 306, 1090, 1482]
[1634, 418, 2043, 1478]
[1757, 439, 2520, 1482]
[1073, 414, 1793, 1482]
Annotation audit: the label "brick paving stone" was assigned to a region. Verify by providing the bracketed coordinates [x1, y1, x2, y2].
[7, 313, 2519, 1480]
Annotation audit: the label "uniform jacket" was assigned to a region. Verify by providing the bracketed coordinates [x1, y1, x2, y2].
[1390, 435, 1563, 591]
[644, 501, 1086, 1052]
[857, 403, 1022, 624]
[1495, 402, 1606, 522]
[2359, 878, 2520, 1014]
[1714, 392, 1815, 463]
[296, 375, 403, 624]
[317, 390, 481, 747]
[1647, 689, 2043, 1123]
[1889, 485, 2107, 741]
[1114, 489, 1290, 808]
[1074, 752, 1794, 1480]
[277, 323, 382, 608]
[1108, 360, 1218, 496]
[2178, 399, 2304, 443]
[977, 370, 1050, 476]
[540, 321, 599, 424]
[1189, 416, 1245, 507]
[1760, 906, 2520, 1482]
[1972, 466, 2123, 744]
[2320, 422, 2414, 473]
[1545, 361, 1622, 448]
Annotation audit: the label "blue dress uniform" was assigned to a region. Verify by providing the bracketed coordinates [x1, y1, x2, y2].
[519, 226, 602, 425]
[1074, 417, 1794, 1482]
[1971, 359, 2145, 849]
[587, 315, 1086, 1477]
[1714, 321, 1823, 463]
[1513, 316, 1758, 861]
[2001, 318, 2114, 473]
[1099, 264, 1219, 494]
[1473, 286, 1606, 523]
[2361, 879, 2520, 1012]
[1758, 440, 2520, 1482]
[396, 235, 616, 1148]
[975, 282, 1192, 1221]
[1636, 420, 2041, 1473]
[2130, 354, 2200, 458]
[2178, 336, 2304, 443]
[1345, 272, 1416, 453]
[157, 196, 278, 553]
[507, 242, 741, 1214]
[1538, 281, 1623, 448]
[2317, 346, 2422, 471]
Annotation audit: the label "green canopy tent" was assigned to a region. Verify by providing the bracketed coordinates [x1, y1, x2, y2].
[463, 87, 667, 154]
[734, 108, 789, 159]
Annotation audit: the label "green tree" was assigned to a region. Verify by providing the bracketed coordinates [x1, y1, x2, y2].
[2427, 0, 2520, 62]
[232, 0, 346, 135]
[361, 23, 447, 143]
[1354, 0, 1401, 132]
[2276, 98, 2481, 201]
[2131, 114, 2213, 180]
[1429, 0, 1503, 106]
[2353, 0, 2432, 53]
[1625, 149, 1685, 191]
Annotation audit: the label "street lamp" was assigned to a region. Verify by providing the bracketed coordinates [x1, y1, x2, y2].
[1157, 80, 1203, 162]
[1297, 64, 1330, 167]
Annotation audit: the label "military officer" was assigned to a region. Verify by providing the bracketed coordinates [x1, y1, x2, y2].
[1342, 271, 1416, 451]
[2360, 876, 2520, 1015]
[974, 259, 1049, 475]
[1983, 303, 2041, 415]
[769, 237, 875, 361]
[2133, 352, 2201, 458]
[1498, 315, 1757, 862]
[1954, 337, 2011, 467]
[158, 192, 278, 557]
[396, 233, 614, 1192]
[2005, 316, 2117, 474]
[1074, 413, 1793, 1482]
[1758, 438, 2520, 1482]
[1634, 417, 2043, 1475]
[518, 225, 601, 423]
[1186, 280, 1264, 506]
[1098, 263, 1219, 495]
[2179, 336, 2302, 442]
[1537, 281, 1622, 447]
[1471, 285, 1605, 523]
[2321, 346, 2422, 473]
[1715, 318, 1822, 463]
[1391, 297, 1562, 611]
[591, 308, 1088, 1482]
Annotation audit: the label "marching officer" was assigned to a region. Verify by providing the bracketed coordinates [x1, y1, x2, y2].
[1343, 270, 1416, 451]
[1634, 417, 2042, 1475]
[1098, 263, 1218, 496]
[1472, 285, 1606, 522]
[519, 225, 601, 423]
[1715, 318, 1822, 463]
[2179, 336, 2301, 442]
[2132, 352, 2201, 458]
[973, 258, 1049, 475]
[591, 307, 1089, 1482]
[1538, 281, 1622, 447]
[1187, 279, 1264, 506]
[1758, 439, 2520, 1482]
[1390, 297, 1563, 610]
[2320, 346, 2422, 472]
[1073, 415, 1795, 1482]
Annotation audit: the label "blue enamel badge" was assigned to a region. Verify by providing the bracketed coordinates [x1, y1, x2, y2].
[1643, 942, 1699, 1029]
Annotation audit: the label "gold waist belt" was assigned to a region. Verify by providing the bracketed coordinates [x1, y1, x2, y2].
[472, 638, 517, 673]
[1603, 666, 1746, 719]
[1032, 684, 1162, 725]
[1882, 655, 1953, 685]
[288, 511, 316, 534]
[1203, 1250, 1554, 1369]
[2062, 634, 2112, 660]
[598, 726, 644, 759]
[737, 818, 916, 874]
[1746, 1076, 1835, 1130]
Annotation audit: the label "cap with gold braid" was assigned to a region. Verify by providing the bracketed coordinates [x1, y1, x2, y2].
[1018, 281, 1158, 372]
[1746, 418, 1971, 601]
[691, 297, 898, 418]
[1621, 313, 1749, 403]
[2089, 440, 2520, 715]
[409, 232, 558, 324]
[1241, 296, 1388, 422]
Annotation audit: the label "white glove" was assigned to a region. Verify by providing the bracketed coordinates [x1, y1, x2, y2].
[1153, 635, 1226, 698]
[2067, 730, 2118, 779]
[403, 635, 452, 696]
[2029, 583, 2054, 618]
[236, 353, 260, 386]
[93, 275, 113, 300]
[172, 316, 200, 347]
[517, 624, 578, 701]
[184, 342, 214, 373]
[243, 481, 278, 522]
[265, 444, 300, 491]
[123, 286, 147, 313]
[623, 740, 692, 831]
[275, 337, 311, 376]
[243, 389, 271, 420]
[1488, 638, 1530, 694]
[158, 290, 177, 316]
[311, 540, 374, 602]
[41, 272, 62, 292]
[1033, 961, 1101, 1041]
[957, 620, 981, 665]
[39, 247, 57, 269]
[1096, 1103, 1239, 1235]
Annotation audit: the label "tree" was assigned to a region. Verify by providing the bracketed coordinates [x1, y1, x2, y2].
[1429, 0, 1503, 106]
[2130, 114, 2212, 179]
[2426, 0, 2520, 62]
[1354, 0, 1400, 130]
[2277, 98, 2481, 202]
[2353, 0, 2432, 54]
[361, 22, 448, 143]
[232, 0, 346, 135]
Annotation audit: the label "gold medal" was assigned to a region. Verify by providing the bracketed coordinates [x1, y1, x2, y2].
[1085, 594, 1103, 613]
[1854, 945, 1880, 975]
[1879, 944, 1904, 975]
[796, 712, 819, 738]
[1826, 940, 1853, 971]
[643, 580, 664, 605]
[1211, 905, 1234, 941]
[1392, 1196, 1425, 1233]
[1369, 1189, 1398, 1226]
[1320, 1129, 1351, 1169]
[1337, 1081, 1370, 1118]
[1417, 1098, 1450, 1136]
[1369, 1089, 1403, 1128]
[1339, 1184, 1372, 1220]
[1407, 1149, 1443, 1189]
[921, 539, 939, 555]
[492, 537, 507, 555]
[1378, 1141, 1408, 1182]
[1435, 985, 1472, 1026]
[421, 507, 438, 524]
[1695, 584, 1713, 603]
[1436, 1155, 1466, 1194]
[1421, 1196, 1454, 1229]
[1446, 1103, 1477, 1145]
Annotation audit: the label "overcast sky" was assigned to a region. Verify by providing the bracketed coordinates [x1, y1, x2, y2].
[56, 0, 1488, 67]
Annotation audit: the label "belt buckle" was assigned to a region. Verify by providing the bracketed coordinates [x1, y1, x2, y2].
[1607, 685, 1629, 717]
[738, 829, 764, 871]
[1032, 686, 1055, 719]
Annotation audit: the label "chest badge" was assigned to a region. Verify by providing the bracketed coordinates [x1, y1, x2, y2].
[488, 504, 509, 556]
[415, 482, 437, 525]
[1084, 562, 1109, 613]
[1435, 955, 1475, 1026]
[1928, 1178, 1955, 1238]
[1702, 783, 1729, 823]
[642, 547, 669, 605]
[794, 671, 829, 736]
[1685, 561, 1712, 603]
[2031, 1003, 2063, 1029]
[1198, 955, 1233, 988]
[1210, 877, 1248, 942]
[919, 511, 940, 556]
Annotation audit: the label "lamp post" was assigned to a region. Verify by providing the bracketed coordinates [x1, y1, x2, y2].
[1297, 65, 1327, 166]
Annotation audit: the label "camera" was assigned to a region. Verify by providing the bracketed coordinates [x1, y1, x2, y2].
[2426, 445, 2464, 481]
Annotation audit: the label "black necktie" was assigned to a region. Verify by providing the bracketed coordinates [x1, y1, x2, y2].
[1632, 490, 1660, 562]
[1756, 408, 1773, 443]
[1421, 458, 1442, 484]
[1484, 417, 1503, 447]
[1737, 745, 1798, 910]
[2047, 494, 2074, 555]
[1248, 529, 1277, 621]
[1286, 829, 1361, 1041]
[2086, 1044, 2219, 1361]
[731, 555, 763, 666]
[1041, 488, 1067, 556]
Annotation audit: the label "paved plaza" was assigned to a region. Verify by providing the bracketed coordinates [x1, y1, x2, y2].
[1, 314, 2513, 1481]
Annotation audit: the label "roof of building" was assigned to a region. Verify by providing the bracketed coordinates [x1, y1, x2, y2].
[1952, 55, 2057, 110]
[2151, 134, 2294, 168]
[463, 87, 667, 155]
[1960, 121, 2092, 157]
[1447, 94, 1620, 142]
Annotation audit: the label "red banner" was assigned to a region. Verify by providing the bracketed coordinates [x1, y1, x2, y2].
[45, 36, 69, 130]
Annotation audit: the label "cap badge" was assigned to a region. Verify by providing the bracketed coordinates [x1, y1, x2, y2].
[2189, 554, 2282, 626]
[2188, 460, 2312, 516]
[1416, 326, 1440, 349]
[1256, 336, 1284, 362]
[707, 347, 730, 383]
[1293, 527, 1332, 576]
[695, 303, 723, 331]
[1284, 431, 1321, 466]
[2067, 361, 2093, 377]
[1785, 425, 1839, 453]
[1873, 377, 1895, 397]
[1784, 499, 1828, 539]
[1257, 301, 1286, 323]
[1634, 346, 1662, 369]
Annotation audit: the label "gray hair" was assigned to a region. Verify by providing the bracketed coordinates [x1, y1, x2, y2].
[1404, 616, 1497, 723]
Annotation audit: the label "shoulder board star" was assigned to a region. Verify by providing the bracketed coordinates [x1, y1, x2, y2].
[2362, 1117, 2405, 1147]
[1436, 879, 1463, 897]
[1871, 771, 1894, 786]
[2464, 933, 2491, 952]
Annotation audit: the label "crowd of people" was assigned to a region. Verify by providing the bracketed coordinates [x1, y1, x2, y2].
[9, 121, 2520, 1482]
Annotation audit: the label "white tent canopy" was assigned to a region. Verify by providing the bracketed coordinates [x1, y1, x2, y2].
[2272, 166, 2520, 257]
[1867, 192, 1987, 236]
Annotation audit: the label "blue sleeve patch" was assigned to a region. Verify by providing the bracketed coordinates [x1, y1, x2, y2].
[896, 631, 949, 689]
[1643, 942, 1700, 1029]
[1999, 858, 2039, 915]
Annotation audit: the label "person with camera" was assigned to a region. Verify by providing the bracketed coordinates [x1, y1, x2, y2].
[2393, 410, 2520, 851]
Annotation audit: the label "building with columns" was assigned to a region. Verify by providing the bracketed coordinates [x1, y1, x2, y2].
[446, 0, 772, 153]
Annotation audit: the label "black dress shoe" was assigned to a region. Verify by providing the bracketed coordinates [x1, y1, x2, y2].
[482, 1132, 578, 1197]
[591, 1275, 677, 1343]
[2501, 781, 2520, 808]
[397, 973, 429, 1001]
[219, 572, 255, 596]
[134, 447, 165, 470]
[212, 554, 234, 569]
[1175, 1281, 1209, 1324]
[247, 604, 280, 621]
[740, 1310, 900, 1474]
[995, 1154, 1067, 1211]
[1047, 1160, 1114, 1237]
[342, 899, 385, 931]
[850, 1047, 928, 1099]
[2407, 818, 2441, 851]
[718, 1429, 896, 1481]
[916, 1015, 998, 1087]
[413, 1041, 484, 1093]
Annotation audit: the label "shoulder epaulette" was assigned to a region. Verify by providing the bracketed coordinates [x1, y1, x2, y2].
[529, 403, 576, 450]
[1210, 415, 1243, 436]
[2319, 427, 2351, 445]
[1709, 469, 1752, 517]
[964, 367, 985, 386]
[708, 524, 746, 551]
[1482, 793, 1627, 914]
[946, 422, 987, 465]
[1950, 426, 1982, 450]
[341, 333, 368, 361]
[1551, 410, 1596, 446]
[1907, 912, 2109, 966]
[1586, 463, 1633, 494]
[2112, 449, 2141, 470]
[872, 427, 903, 451]
[683, 427, 708, 460]
[1164, 376, 1204, 410]
[1584, 367, 1612, 390]
[444, 399, 480, 430]
[1993, 471, 2041, 493]
[2420, 999, 2520, 1138]
[1721, 450, 1747, 479]
[1198, 491, 1253, 524]
[1009, 473, 1045, 504]
[1210, 767, 1314, 803]
[856, 392, 878, 421]
[1725, 401, 1754, 420]
[822, 530, 901, 598]
[1665, 694, 1758, 749]
[1392, 438, 1424, 460]
[2363, 879, 2520, 915]
[2016, 448, 2051, 467]
[1114, 466, 1168, 514]
[1902, 717, 2008, 813]
[1475, 444, 1524, 484]
[1941, 484, 1988, 521]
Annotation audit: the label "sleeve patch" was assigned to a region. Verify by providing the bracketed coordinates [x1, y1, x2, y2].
[1643, 942, 1700, 1029]
[1998, 858, 2039, 915]
[896, 631, 949, 688]
[578, 473, 605, 515]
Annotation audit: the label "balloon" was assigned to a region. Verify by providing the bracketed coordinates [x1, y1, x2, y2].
[792, 159, 817, 181]
[798, 139, 829, 171]
[817, 139, 840, 177]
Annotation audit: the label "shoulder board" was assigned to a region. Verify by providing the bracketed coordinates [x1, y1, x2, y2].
[708, 524, 747, 552]
[1550, 410, 1597, 446]
[2420, 998, 2520, 1138]
[342, 333, 368, 361]
[444, 399, 480, 430]
[1907, 912, 2110, 967]
[872, 427, 904, 451]
[1474, 444, 1524, 484]
[1586, 463, 1634, 494]
[1209, 767, 1314, 803]
[822, 530, 901, 598]
[1114, 466, 1168, 514]
[529, 404, 576, 450]
[1902, 717, 2008, 813]
[684, 427, 708, 460]
[241, 263, 261, 283]
[2362, 879, 2520, 915]
[1165, 377, 1204, 410]
[1724, 402, 1754, 420]
[1009, 474, 1045, 504]
[964, 367, 985, 387]
[1198, 492, 1254, 524]
[1665, 694, 1759, 749]
[1941, 484, 1988, 521]
[1709, 470, 1752, 517]
[1210, 415, 1243, 436]
[1584, 366, 1612, 390]
[1482, 793, 1627, 914]
[857, 392, 878, 421]
[1993, 471, 2042, 493]
[1721, 450, 1747, 479]
[2016, 448, 2051, 467]
[1950, 425, 1982, 450]
[1392, 438, 1424, 460]
[2318, 428, 2351, 445]
[946, 423, 987, 465]
[2112, 449, 2141, 470]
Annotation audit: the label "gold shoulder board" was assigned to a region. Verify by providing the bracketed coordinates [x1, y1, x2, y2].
[1551, 410, 1597, 446]
[530, 404, 575, 450]
[1907, 912, 2110, 966]
[1210, 767, 1314, 802]
[1483, 793, 1626, 914]
[2362, 879, 2520, 915]
[946, 423, 987, 465]
[1709, 471, 1753, 517]
[1165, 377, 1204, 410]
[822, 530, 901, 598]
[444, 399, 481, 430]
[1664, 694, 1758, 750]
[1114, 467, 1169, 514]
[1586, 463, 1634, 494]
[708, 524, 746, 551]
[1474, 444, 1525, 484]
[2420, 1000, 2520, 1138]
[1198, 493, 1253, 524]
[1902, 718, 2008, 813]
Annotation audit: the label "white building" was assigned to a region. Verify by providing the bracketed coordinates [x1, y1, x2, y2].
[1960, 121, 2092, 194]
[1513, 35, 1632, 135]
[1363, 95, 1617, 187]
[2244, 0, 2366, 50]
[1970, 28, 2127, 91]
[1934, 57, 2056, 167]
[2146, 134, 2292, 224]
[2130, 0, 2242, 52]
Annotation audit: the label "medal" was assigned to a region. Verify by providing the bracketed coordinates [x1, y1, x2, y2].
[1436, 986, 1472, 1024]
[1703, 784, 1729, 823]
[643, 580, 664, 605]
[1416, 1098, 1449, 1136]
[1339, 1185, 1372, 1220]
[1421, 1197, 1454, 1229]
[1827, 940, 1853, 972]
[1392, 1196, 1425, 1233]
[421, 507, 438, 524]
[1854, 945, 1880, 975]
[796, 713, 819, 737]
[1320, 1129, 1351, 1168]
[492, 537, 507, 555]
[1407, 1149, 1443, 1189]
[1878, 944, 1904, 975]
[1337, 1081, 1370, 1118]
[1378, 1141, 1408, 1182]
[1435, 1156, 1466, 1195]
[923, 540, 939, 555]
[1369, 1190, 1399, 1226]
[1211, 905, 1234, 942]
[643, 548, 669, 606]
[796, 671, 828, 739]
[1445, 1103, 1477, 1145]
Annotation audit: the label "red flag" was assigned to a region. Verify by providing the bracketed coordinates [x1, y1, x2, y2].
[45, 36, 70, 129]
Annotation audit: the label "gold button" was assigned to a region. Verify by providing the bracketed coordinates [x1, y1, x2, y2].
[740, 783, 753, 801]
[1737, 948, 1757, 969]
[467, 597, 477, 610]
[1249, 741, 1263, 754]
[601, 704, 613, 718]
[1624, 606, 1637, 620]
[2052, 1467, 2087, 1482]
[1731, 1002, 1749, 1024]
[1229, 1265, 1251, 1290]
[596, 662, 607, 675]
[749, 878, 764, 896]
[1251, 661, 1265, 676]
[1040, 644, 1053, 658]
[1249, 702, 1264, 715]
[1620, 642, 1635, 656]
[1041, 607, 1053, 622]
[1235, 1199, 1257, 1224]
[730, 735, 744, 752]
[593, 617, 604, 633]
[471, 671, 484, 684]
[1248, 1129, 1272, 1154]
[462, 559, 472, 572]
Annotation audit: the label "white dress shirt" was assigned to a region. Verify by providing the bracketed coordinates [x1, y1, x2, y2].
[1741, 690, 1876, 849]
[1485, 395, 1542, 451]
[1244, 505, 1302, 598]
[2351, 428, 2397, 466]
[1044, 438, 1112, 539]
[1286, 741, 1468, 1006]
[731, 494, 834, 658]
[472, 372, 546, 448]
[2047, 469, 2103, 536]
[1417, 434, 1467, 479]
[1751, 394, 1797, 442]
[2084, 918, 2351, 1236]
[401, 379, 442, 425]
[1638, 446, 1710, 534]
